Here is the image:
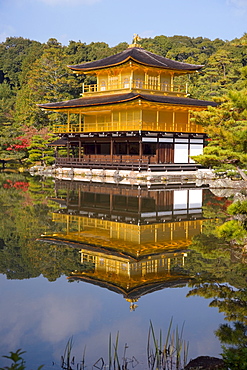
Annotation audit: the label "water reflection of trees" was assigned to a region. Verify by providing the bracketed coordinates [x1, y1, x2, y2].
[186, 191, 247, 368]
[0, 173, 81, 281]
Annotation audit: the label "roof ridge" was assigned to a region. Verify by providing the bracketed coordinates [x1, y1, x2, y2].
[141, 48, 203, 68]
[139, 48, 169, 68]
[68, 46, 203, 71]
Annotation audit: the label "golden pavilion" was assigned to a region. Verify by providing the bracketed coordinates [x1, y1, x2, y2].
[38, 36, 217, 172]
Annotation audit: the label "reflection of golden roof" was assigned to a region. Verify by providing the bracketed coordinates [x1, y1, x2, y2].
[68, 272, 189, 302]
[40, 233, 194, 259]
[43, 215, 202, 257]
[39, 231, 191, 305]
[40, 232, 189, 257]
[40, 233, 192, 258]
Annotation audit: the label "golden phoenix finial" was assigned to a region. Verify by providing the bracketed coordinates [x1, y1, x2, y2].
[128, 34, 142, 48]
[133, 33, 141, 44]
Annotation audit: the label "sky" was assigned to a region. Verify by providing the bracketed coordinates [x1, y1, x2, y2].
[0, 0, 247, 47]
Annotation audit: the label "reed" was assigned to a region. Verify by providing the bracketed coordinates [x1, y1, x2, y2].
[1, 321, 189, 370]
[113, 331, 120, 370]
[60, 321, 188, 370]
[80, 345, 87, 370]
[61, 337, 74, 370]
[147, 319, 189, 370]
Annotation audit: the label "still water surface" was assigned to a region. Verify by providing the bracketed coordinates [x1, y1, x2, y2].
[0, 173, 244, 369]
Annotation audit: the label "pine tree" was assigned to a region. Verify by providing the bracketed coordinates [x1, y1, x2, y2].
[15, 38, 79, 130]
[191, 90, 247, 178]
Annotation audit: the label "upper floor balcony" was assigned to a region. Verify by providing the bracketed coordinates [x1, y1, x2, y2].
[82, 79, 188, 97]
[52, 119, 204, 134]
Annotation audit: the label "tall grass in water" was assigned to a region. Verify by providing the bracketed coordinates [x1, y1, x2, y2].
[61, 337, 86, 370]
[93, 332, 138, 370]
[60, 320, 188, 370]
[147, 319, 189, 370]
[60, 333, 136, 370]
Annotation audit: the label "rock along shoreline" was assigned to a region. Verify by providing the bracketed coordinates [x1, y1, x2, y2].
[29, 165, 247, 192]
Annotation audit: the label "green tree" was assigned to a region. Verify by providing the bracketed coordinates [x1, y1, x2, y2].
[191, 91, 247, 178]
[0, 82, 27, 164]
[15, 38, 78, 130]
[215, 322, 247, 370]
[26, 134, 56, 166]
[0, 173, 81, 282]
[0, 37, 43, 88]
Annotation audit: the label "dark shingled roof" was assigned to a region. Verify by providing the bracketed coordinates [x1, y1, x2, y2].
[47, 138, 68, 146]
[68, 47, 204, 72]
[38, 92, 217, 110]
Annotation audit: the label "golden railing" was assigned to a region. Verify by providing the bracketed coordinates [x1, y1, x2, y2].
[83, 80, 187, 95]
[53, 120, 203, 134]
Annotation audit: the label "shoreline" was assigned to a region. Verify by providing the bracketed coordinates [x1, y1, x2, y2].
[29, 165, 247, 190]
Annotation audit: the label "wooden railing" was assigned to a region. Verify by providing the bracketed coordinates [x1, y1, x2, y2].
[54, 156, 201, 171]
[83, 80, 187, 95]
[55, 155, 151, 170]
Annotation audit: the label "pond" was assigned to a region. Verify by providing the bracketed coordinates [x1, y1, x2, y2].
[0, 173, 246, 369]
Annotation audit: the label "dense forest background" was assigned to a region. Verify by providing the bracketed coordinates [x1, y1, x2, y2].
[0, 34, 247, 166]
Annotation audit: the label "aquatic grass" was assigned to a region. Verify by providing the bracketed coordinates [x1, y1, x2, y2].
[61, 338, 87, 370]
[92, 331, 139, 370]
[109, 332, 112, 369]
[93, 357, 105, 370]
[2, 321, 189, 370]
[113, 331, 120, 370]
[93, 331, 121, 370]
[80, 345, 87, 370]
[147, 319, 189, 370]
[61, 337, 74, 370]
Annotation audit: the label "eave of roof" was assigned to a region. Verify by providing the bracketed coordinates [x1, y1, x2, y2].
[68, 47, 204, 73]
[38, 92, 217, 110]
[47, 138, 68, 146]
[38, 236, 137, 260]
[68, 274, 189, 299]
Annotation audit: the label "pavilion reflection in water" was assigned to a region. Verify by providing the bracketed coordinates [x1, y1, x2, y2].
[41, 181, 210, 309]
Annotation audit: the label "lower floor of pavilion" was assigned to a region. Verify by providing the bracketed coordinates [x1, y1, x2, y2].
[53, 131, 206, 171]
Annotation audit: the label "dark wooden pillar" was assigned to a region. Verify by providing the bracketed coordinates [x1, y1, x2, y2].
[110, 138, 114, 161]
[78, 187, 81, 207]
[109, 193, 113, 212]
[79, 141, 82, 161]
[138, 195, 142, 213]
[67, 142, 70, 158]
[156, 142, 159, 164]
[157, 137, 160, 163]
[139, 140, 143, 159]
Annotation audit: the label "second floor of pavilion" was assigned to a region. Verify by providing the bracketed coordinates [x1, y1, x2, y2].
[39, 93, 217, 135]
